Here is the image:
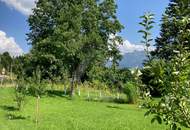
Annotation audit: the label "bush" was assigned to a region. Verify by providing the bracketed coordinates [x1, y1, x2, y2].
[123, 82, 138, 104]
[140, 59, 165, 97]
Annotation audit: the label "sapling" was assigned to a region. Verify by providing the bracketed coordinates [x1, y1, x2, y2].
[64, 82, 67, 95]
[77, 83, 81, 96]
[99, 90, 102, 98]
[117, 92, 120, 99]
[29, 67, 46, 125]
[138, 12, 155, 61]
[63, 78, 69, 95]
[84, 81, 90, 100]
[14, 78, 27, 111]
[87, 85, 90, 100]
[98, 83, 104, 99]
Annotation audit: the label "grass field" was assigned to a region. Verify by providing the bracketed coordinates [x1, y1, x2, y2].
[0, 87, 169, 130]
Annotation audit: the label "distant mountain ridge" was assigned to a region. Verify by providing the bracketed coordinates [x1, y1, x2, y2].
[119, 51, 146, 68]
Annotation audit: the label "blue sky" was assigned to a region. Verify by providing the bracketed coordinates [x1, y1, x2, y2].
[0, 0, 169, 56]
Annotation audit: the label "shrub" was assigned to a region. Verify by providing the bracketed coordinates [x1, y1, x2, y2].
[123, 82, 138, 104]
[141, 59, 165, 97]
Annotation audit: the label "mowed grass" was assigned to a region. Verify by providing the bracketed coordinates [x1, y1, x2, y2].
[0, 87, 168, 130]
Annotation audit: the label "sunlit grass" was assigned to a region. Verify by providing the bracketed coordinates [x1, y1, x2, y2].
[0, 87, 169, 130]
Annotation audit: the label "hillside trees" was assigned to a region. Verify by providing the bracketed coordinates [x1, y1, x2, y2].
[0, 52, 13, 74]
[27, 0, 123, 96]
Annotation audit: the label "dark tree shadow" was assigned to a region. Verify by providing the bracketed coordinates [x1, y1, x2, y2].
[46, 90, 66, 97]
[6, 113, 26, 120]
[113, 98, 128, 104]
[0, 105, 18, 111]
[46, 90, 73, 101]
[106, 105, 124, 110]
[1, 105, 29, 120]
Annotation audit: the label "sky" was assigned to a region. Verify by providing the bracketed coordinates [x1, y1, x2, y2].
[0, 0, 169, 56]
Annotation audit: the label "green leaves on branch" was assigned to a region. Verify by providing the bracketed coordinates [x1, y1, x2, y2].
[153, 0, 190, 59]
[146, 47, 190, 130]
[138, 12, 155, 61]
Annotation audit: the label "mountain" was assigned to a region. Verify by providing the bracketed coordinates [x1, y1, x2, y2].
[119, 51, 146, 68]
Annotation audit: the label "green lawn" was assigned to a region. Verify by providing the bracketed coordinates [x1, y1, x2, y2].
[0, 88, 168, 130]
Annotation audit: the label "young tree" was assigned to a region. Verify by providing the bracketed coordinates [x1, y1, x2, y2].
[29, 67, 46, 125]
[14, 78, 27, 111]
[138, 12, 164, 96]
[138, 12, 155, 61]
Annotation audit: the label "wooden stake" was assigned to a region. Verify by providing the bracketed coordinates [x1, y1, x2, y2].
[36, 95, 40, 125]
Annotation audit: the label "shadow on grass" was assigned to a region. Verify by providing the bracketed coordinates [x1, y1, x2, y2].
[85, 96, 129, 104]
[106, 105, 124, 110]
[113, 98, 128, 104]
[1, 105, 29, 120]
[46, 90, 73, 100]
[0, 105, 18, 111]
[6, 113, 26, 120]
[47, 90, 66, 97]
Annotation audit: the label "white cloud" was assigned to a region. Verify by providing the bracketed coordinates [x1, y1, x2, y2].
[0, 0, 36, 15]
[0, 30, 23, 57]
[118, 40, 155, 54]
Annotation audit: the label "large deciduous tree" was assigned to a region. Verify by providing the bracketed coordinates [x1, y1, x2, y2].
[27, 0, 123, 96]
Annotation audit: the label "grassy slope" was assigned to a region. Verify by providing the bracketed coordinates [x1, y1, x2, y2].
[0, 88, 168, 130]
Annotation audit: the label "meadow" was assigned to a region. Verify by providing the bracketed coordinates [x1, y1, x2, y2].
[0, 87, 168, 130]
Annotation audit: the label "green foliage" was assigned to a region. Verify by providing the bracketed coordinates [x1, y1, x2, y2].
[123, 82, 138, 104]
[28, 67, 47, 97]
[14, 78, 28, 111]
[138, 12, 165, 97]
[153, 0, 190, 59]
[141, 59, 165, 96]
[27, 0, 123, 94]
[146, 46, 190, 130]
[138, 12, 155, 61]
[0, 52, 13, 74]
[88, 66, 132, 90]
[139, 5, 190, 129]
